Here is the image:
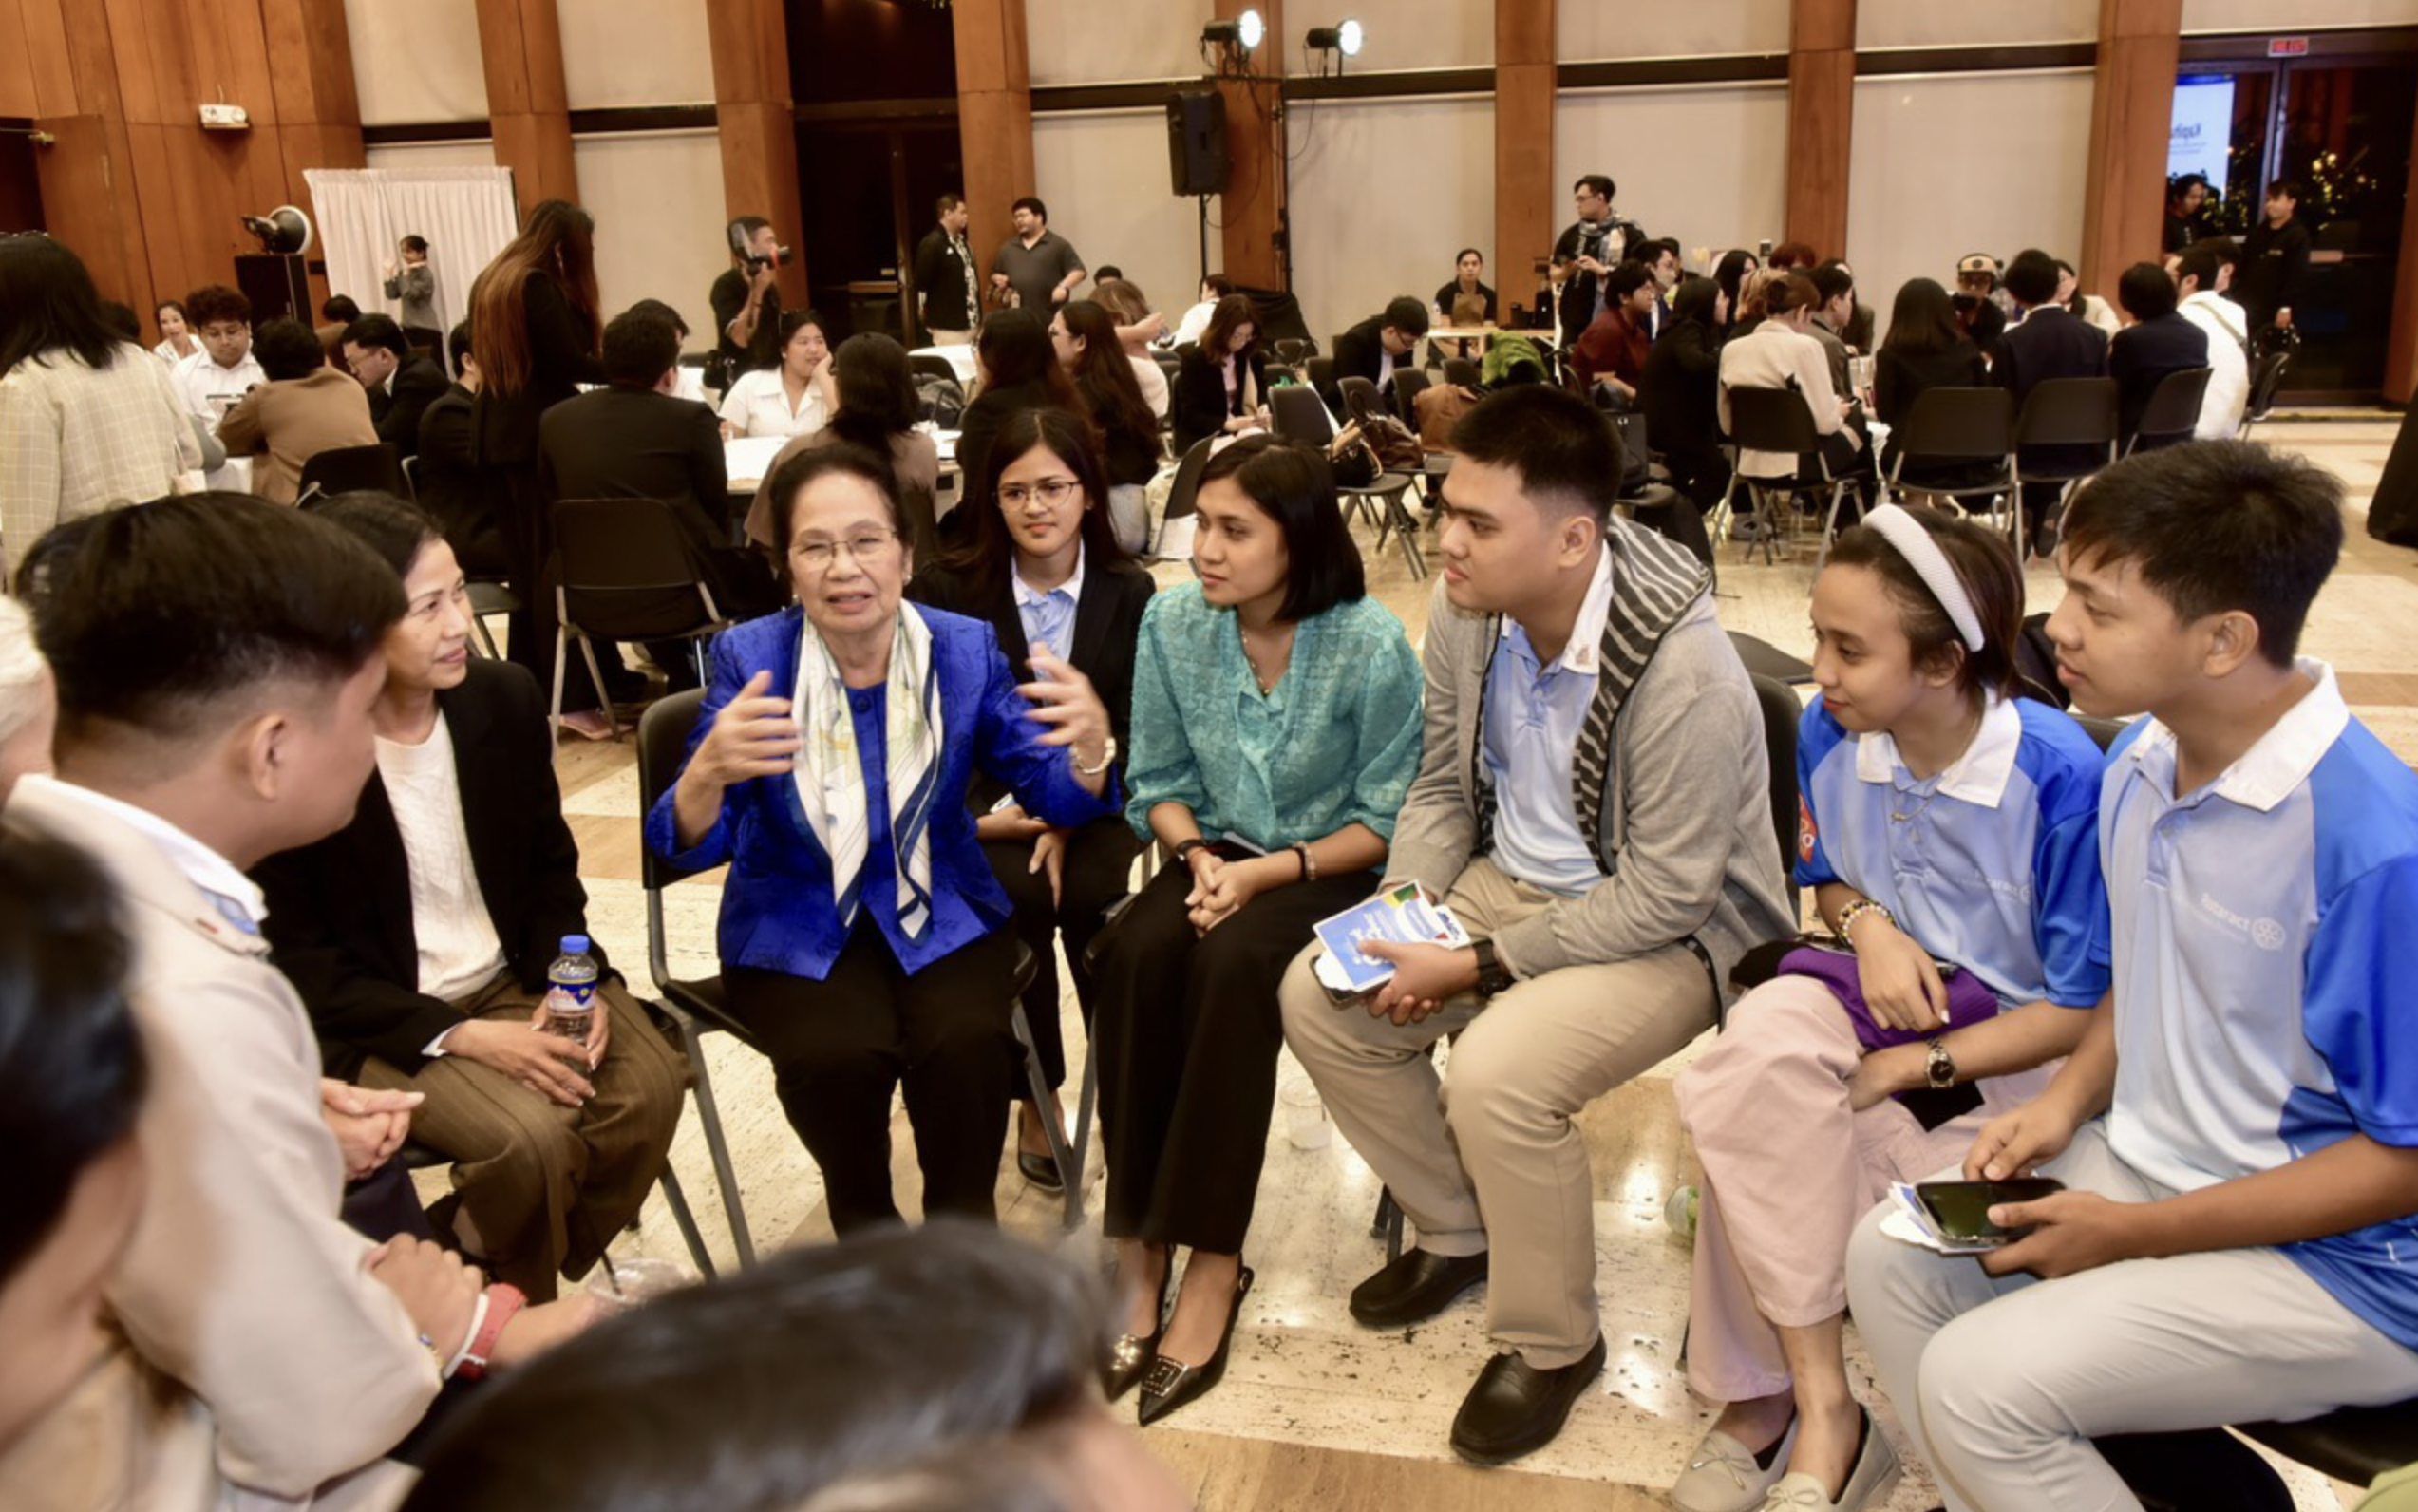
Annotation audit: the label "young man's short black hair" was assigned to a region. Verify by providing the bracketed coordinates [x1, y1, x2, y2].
[2061, 441, 2343, 669]
[602, 311, 681, 389]
[2002, 248, 2061, 308]
[727, 215, 771, 258]
[1381, 296, 1430, 338]
[183, 283, 251, 329]
[340, 312, 410, 360]
[28, 493, 406, 745]
[1196, 436, 1366, 624]
[626, 298, 690, 340]
[1641, 237, 1681, 265]
[2115, 261, 2179, 322]
[2175, 242, 2229, 292]
[1011, 196, 1047, 221]
[1092, 264, 1123, 282]
[445, 319, 473, 380]
[1448, 385, 1621, 522]
[1603, 262, 1654, 304]
[1809, 263, 1855, 305]
[2266, 179, 2303, 203]
[2166, 172, 2209, 202]
[1573, 174, 1615, 200]
[935, 192, 963, 217]
[321, 294, 362, 325]
[253, 318, 325, 381]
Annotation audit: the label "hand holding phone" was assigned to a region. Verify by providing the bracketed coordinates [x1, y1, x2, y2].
[1914, 1178, 2065, 1249]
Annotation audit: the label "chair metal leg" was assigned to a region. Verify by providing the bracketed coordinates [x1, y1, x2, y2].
[549, 626, 570, 750]
[468, 611, 500, 660]
[1069, 1039, 1099, 1228]
[676, 1011, 756, 1268]
[653, 1162, 715, 1280]
[1010, 1004, 1084, 1229]
[576, 634, 622, 741]
[1815, 480, 1853, 570]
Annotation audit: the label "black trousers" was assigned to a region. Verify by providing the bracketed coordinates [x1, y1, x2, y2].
[981, 813, 1146, 1089]
[724, 921, 1019, 1234]
[1091, 853, 1380, 1254]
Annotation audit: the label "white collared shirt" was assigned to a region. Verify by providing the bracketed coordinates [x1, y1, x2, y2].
[1011, 544, 1086, 664]
[718, 368, 828, 440]
[1852, 690, 2024, 808]
[15, 773, 267, 931]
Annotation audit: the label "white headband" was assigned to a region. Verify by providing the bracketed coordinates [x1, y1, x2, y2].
[1861, 504, 1986, 652]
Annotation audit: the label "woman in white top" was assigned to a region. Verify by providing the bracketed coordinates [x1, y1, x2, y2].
[151, 298, 199, 365]
[2053, 259, 2123, 340]
[1717, 272, 1851, 481]
[719, 308, 835, 440]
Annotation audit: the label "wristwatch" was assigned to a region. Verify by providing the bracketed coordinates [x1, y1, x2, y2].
[1926, 1038, 1957, 1090]
[1173, 836, 1212, 865]
[1471, 938, 1516, 998]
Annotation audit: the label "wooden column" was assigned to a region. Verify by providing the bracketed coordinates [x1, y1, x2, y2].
[706, 0, 808, 304]
[2079, 0, 2182, 293]
[1785, 0, 1854, 259]
[1495, 0, 1555, 293]
[1214, 0, 1284, 290]
[475, 0, 576, 217]
[953, 0, 1033, 299]
[2384, 93, 2418, 401]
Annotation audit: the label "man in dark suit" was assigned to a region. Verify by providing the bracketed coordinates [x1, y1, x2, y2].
[1326, 296, 1430, 409]
[342, 313, 449, 460]
[538, 308, 779, 703]
[1995, 248, 2110, 556]
[2107, 260, 2209, 449]
[414, 320, 508, 577]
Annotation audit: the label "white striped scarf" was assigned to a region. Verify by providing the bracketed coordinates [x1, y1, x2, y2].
[792, 608, 944, 939]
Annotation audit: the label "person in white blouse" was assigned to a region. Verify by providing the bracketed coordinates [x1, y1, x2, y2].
[1717, 272, 1853, 482]
[719, 308, 835, 440]
[152, 298, 200, 366]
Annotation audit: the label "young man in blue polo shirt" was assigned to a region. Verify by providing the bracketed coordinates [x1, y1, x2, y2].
[1843, 441, 2418, 1511]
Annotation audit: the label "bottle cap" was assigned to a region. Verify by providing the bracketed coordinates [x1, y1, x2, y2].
[561, 935, 590, 955]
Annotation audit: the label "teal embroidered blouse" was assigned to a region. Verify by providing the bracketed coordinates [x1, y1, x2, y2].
[1124, 584, 1424, 850]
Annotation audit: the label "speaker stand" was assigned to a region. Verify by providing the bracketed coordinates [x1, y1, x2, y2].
[1197, 195, 1211, 294]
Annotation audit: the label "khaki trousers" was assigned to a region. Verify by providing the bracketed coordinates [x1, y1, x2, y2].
[360, 975, 687, 1300]
[1278, 858, 1717, 1366]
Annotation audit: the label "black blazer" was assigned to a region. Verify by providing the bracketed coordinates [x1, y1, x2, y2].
[1170, 346, 1265, 454]
[254, 660, 598, 1076]
[1637, 317, 1724, 457]
[1995, 306, 2110, 473]
[372, 356, 449, 457]
[415, 384, 508, 576]
[1328, 315, 1394, 404]
[908, 555, 1153, 807]
[538, 386, 778, 619]
[2108, 313, 2210, 444]
[471, 271, 605, 470]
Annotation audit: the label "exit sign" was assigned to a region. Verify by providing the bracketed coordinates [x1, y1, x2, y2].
[2269, 36, 2311, 57]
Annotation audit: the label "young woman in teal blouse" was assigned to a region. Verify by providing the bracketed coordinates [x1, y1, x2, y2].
[1092, 436, 1423, 1425]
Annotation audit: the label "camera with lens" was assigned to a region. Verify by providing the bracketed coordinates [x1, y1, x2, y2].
[727, 217, 791, 274]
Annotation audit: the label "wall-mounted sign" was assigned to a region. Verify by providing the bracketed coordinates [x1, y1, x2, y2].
[2170, 75, 2235, 191]
[2268, 36, 2311, 58]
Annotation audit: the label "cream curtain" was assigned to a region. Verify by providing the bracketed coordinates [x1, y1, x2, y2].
[303, 167, 519, 358]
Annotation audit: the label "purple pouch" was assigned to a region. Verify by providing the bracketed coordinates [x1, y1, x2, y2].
[1776, 943, 2001, 1050]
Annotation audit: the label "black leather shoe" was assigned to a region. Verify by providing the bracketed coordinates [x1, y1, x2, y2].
[1103, 1258, 1172, 1402]
[1016, 1106, 1065, 1191]
[1136, 1266, 1254, 1427]
[1348, 1247, 1488, 1328]
[1448, 1333, 1607, 1465]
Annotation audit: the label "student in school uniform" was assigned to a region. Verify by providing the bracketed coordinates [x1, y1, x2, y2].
[1669, 505, 2109, 1512]
[1845, 442, 2418, 1512]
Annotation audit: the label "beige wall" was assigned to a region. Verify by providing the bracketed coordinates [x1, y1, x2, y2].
[1324, 0, 1494, 71]
[348, 0, 487, 125]
[571, 129, 731, 331]
[1559, 0, 1791, 62]
[2183, 0, 2418, 29]
[1026, 0, 1213, 86]
[558, 0, 715, 108]
[1556, 85, 1789, 274]
[1857, 0, 2098, 47]
[1288, 95, 1493, 346]
[1031, 109, 1203, 310]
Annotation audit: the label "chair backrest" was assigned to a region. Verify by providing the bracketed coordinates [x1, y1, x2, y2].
[909, 353, 960, 385]
[1604, 411, 1651, 497]
[2015, 376, 2119, 449]
[1269, 385, 1334, 445]
[1272, 336, 1314, 367]
[1443, 356, 1482, 387]
[1337, 375, 1383, 423]
[1747, 671, 1802, 907]
[1725, 384, 1823, 458]
[1305, 355, 1336, 392]
[2074, 711, 2129, 752]
[398, 454, 420, 502]
[297, 442, 406, 501]
[2131, 366, 2212, 451]
[636, 688, 712, 891]
[2245, 350, 2291, 416]
[551, 497, 724, 640]
[1162, 437, 1216, 524]
[1891, 386, 2016, 467]
[1391, 367, 1431, 426]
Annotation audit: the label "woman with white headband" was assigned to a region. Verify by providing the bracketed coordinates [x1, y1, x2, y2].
[1666, 504, 2113, 1512]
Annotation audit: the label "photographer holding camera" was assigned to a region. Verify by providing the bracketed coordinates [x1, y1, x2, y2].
[712, 216, 789, 382]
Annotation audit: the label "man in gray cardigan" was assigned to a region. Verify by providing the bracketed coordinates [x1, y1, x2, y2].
[1280, 386, 1792, 1465]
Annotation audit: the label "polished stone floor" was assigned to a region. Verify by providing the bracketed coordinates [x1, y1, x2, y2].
[538, 414, 2409, 1511]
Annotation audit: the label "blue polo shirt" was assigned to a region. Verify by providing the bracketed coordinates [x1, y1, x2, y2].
[1796, 692, 2110, 1009]
[1482, 547, 1612, 896]
[2102, 661, 2418, 1346]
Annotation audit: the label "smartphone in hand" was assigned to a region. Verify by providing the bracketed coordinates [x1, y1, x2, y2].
[1914, 1178, 2065, 1249]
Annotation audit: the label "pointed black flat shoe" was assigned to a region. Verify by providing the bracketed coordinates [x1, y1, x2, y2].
[1016, 1106, 1066, 1191]
[1136, 1265, 1255, 1427]
[1104, 1257, 1173, 1402]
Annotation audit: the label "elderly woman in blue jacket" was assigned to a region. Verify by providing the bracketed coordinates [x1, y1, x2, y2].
[646, 443, 1119, 1234]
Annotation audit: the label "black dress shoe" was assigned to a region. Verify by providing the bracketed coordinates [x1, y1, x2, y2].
[1348, 1247, 1488, 1328]
[1136, 1266, 1254, 1427]
[1448, 1333, 1607, 1465]
[1103, 1259, 1172, 1402]
[1016, 1106, 1065, 1191]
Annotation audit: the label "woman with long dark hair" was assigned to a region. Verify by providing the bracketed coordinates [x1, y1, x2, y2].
[746, 333, 942, 559]
[1713, 249, 1761, 341]
[1050, 300, 1162, 551]
[1168, 294, 1267, 454]
[1635, 274, 1730, 563]
[911, 406, 1154, 1186]
[952, 310, 1082, 535]
[465, 200, 608, 727]
[0, 235, 202, 579]
[1873, 277, 1988, 486]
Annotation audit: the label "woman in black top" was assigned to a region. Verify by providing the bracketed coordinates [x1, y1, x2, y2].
[1634, 275, 1728, 563]
[1713, 249, 1761, 342]
[1873, 277, 1990, 488]
[1433, 247, 1498, 361]
[1169, 295, 1268, 454]
[909, 407, 1154, 1186]
[949, 310, 1082, 542]
[1050, 300, 1164, 551]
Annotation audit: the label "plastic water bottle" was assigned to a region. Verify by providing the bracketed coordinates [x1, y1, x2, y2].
[541, 935, 600, 1041]
[1665, 1184, 1700, 1249]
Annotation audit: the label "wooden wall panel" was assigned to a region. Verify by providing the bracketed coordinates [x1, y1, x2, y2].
[476, 0, 576, 216]
[706, 0, 807, 304]
[1495, 0, 1555, 295]
[0, 0, 44, 119]
[1785, 0, 1853, 258]
[953, 0, 1035, 292]
[1215, 0, 1284, 289]
[15, 0, 81, 118]
[2079, 0, 2182, 293]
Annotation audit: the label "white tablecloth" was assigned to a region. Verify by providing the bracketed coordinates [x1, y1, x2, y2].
[909, 345, 979, 386]
[724, 431, 960, 492]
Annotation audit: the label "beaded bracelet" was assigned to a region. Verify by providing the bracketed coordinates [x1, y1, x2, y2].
[1836, 898, 1895, 945]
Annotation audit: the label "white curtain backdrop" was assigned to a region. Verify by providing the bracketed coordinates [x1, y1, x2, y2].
[303, 167, 519, 350]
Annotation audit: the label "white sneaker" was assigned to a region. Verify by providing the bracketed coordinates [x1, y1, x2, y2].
[1671, 1414, 1799, 1512]
[1757, 1409, 1900, 1511]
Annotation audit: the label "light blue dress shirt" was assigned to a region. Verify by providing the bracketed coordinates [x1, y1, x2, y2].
[1482, 548, 1613, 895]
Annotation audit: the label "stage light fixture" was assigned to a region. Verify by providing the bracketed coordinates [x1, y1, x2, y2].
[1201, 9, 1264, 51]
[1307, 19, 1363, 57]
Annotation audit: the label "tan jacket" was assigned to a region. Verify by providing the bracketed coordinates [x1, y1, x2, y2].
[215, 368, 378, 505]
[1716, 318, 1842, 480]
[9, 778, 427, 1511]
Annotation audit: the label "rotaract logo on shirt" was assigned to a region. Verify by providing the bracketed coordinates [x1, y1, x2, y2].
[1797, 796, 1818, 862]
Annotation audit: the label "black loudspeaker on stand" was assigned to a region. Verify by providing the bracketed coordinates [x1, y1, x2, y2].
[236, 253, 310, 326]
[1167, 91, 1228, 196]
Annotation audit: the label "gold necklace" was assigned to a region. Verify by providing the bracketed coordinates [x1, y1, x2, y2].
[1237, 620, 1293, 696]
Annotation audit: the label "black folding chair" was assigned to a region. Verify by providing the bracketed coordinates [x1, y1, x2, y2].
[2238, 350, 2292, 437]
[1391, 367, 1431, 429]
[909, 353, 960, 386]
[2012, 376, 2119, 549]
[1305, 355, 1335, 394]
[2125, 366, 2211, 455]
[1336, 375, 1385, 424]
[1883, 387, 2018, 526]
[1271, 337, 1316, 368]
[1443, 356, 1482, 387]
[1273, 386, 1426, 578]
[1720, 387, 1859, 567]
[295, 442, 406, 506]
[1145, 437, 1216, 562]
[547, 498, 731, 746]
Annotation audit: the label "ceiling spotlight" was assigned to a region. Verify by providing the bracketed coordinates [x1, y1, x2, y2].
[1202, 10, 1265, 50]
[1307, 19, 1363, 56]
